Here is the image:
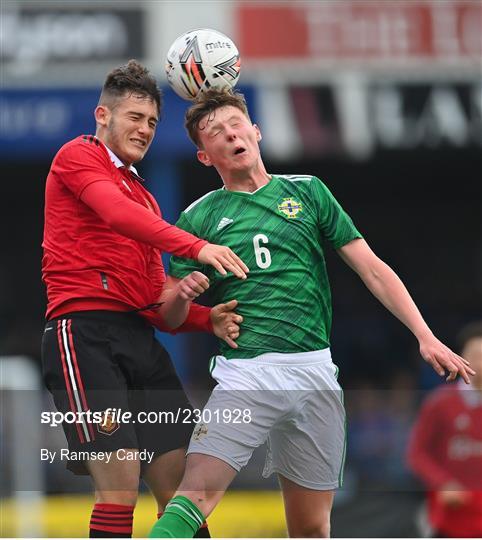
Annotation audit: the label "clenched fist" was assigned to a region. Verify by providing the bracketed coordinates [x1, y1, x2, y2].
[177, 271, 210, 301]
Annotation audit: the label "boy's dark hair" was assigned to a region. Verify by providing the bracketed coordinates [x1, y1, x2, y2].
[99, 59, 162, 116]
[456, 321, 482, 353]
[185, 88, 250, 147]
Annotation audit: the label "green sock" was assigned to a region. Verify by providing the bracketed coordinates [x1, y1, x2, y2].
[149, 495, 205, 538]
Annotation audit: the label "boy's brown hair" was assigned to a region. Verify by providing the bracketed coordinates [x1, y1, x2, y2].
[99, 59, 162, 116]
[185, 88, 250, 147]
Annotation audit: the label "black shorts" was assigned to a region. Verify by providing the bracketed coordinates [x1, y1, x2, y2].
[41, 310, 193, 475]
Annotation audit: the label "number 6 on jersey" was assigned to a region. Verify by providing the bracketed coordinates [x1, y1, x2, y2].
[253, 234, 271, 269]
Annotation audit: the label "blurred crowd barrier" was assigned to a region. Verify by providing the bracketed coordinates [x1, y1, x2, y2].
[1, 492, 287, 538]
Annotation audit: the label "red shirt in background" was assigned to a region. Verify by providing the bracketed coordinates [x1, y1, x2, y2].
[407, 382, 482, 537]
[42, 135, 207, 322]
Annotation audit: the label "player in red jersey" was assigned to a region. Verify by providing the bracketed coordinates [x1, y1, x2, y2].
[408, 321, 482, 538]
[41, 60, 248, 538]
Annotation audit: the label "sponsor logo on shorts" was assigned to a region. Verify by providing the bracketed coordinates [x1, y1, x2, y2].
[96, 410, 120, 436]
[192, 423, 208, 441]
[277, 198, 303, 219]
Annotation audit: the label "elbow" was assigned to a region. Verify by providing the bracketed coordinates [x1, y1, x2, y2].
[141, 309, 175, 333]
[162, 317, 181, 331]
[360, 258, 389, 287]
[102, 210, 123, 231]
[368, 267, 382, 282]
[359, 266, 381, 288]
[158, 303, 186, 331]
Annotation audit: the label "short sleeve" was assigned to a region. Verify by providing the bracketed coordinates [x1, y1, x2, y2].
[53, 140, 112, 199]
[169, 212, 206, 278]
[311, 177, 363, 249]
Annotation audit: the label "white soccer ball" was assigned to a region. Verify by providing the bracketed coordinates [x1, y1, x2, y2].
[165, 28, 241, 101]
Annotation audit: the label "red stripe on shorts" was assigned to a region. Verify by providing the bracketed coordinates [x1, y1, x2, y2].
[67, 319, 95, 441]
[57, 320, 85, 443]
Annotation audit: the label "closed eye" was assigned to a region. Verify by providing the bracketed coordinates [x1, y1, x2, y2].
[128, 113, 157, 130]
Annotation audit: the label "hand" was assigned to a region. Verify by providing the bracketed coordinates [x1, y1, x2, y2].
[176, 271, 210, 301]
[437, 482, 470, 508]
[198, 243, 249, 280]
[419, 333, 475, 384]
[211, 299, 243, 349]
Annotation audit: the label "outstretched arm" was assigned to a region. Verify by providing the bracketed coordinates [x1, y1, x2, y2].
[80, 181, 249, 279]
[337, 238, 475, 383]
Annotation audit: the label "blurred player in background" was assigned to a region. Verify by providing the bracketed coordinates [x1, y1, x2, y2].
[41, 61, 248, 538]
[149, 89, 474, 538]
[408, 321, 482, 538]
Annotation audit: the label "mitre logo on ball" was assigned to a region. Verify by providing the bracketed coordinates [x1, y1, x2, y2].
[166, 28, 241, 101]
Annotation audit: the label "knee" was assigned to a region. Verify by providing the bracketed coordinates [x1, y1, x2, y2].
[95, 490, 139, 507]
[309, 523, 330, 538]
[290, 519, 330, 538]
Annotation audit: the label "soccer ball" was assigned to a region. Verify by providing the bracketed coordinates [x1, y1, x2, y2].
[165, 28, 241, 101]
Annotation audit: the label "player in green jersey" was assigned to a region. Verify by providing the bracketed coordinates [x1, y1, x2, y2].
[149, 90, 475, 538]
[169, 172, 358, 361]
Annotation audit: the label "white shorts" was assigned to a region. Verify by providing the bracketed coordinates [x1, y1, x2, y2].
[187, 349, 346, 491]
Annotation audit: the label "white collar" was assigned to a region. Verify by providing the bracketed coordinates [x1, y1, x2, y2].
[104, 144, 139, 176]
[221, 176, 272, 195]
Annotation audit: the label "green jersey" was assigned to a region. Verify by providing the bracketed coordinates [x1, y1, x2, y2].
[170, 175, 362, 359]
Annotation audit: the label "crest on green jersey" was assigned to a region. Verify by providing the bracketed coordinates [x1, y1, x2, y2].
[277, 198, 303, 219]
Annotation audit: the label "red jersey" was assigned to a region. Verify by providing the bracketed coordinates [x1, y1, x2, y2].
[407, 382, 482, 537]
[42, 135, 207, 320]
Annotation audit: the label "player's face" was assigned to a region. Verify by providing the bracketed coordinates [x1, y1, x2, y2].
[462, 337, 482, 387]
[96, 93, 158, 166]
[196, 106, 262, 176]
